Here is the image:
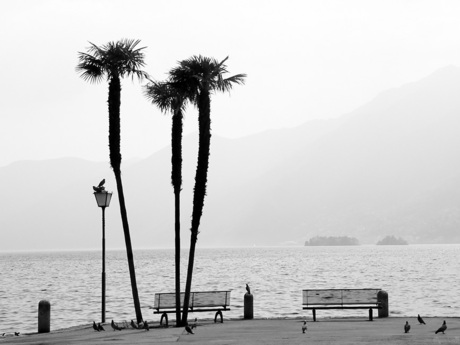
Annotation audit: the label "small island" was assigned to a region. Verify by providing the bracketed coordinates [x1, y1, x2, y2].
[304, 236, 360, 246]
[376, 235, 408, 245]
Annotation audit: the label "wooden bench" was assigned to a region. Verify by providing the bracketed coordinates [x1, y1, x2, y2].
[152, 290, 231, 326]
[302, 289, 382, 321]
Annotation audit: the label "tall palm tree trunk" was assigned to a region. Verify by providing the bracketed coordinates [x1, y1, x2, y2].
[113, 171, 143, 323]
[108, 75, 143, 323]
[182, 90, 211, 324]
[171, 110, 183, 326]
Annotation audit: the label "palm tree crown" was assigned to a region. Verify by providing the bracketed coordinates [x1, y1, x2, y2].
[169, 55, 246, 99]
[76, 39, 148, 83]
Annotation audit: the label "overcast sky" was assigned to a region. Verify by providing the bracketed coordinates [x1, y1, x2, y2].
[1, 0, 460, 167]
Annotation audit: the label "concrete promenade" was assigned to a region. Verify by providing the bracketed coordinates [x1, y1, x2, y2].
[1, 317, 459, 345]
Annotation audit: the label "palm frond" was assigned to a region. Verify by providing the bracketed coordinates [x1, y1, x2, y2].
[218, 73, 247, 92]
[76, 52, 105, 83]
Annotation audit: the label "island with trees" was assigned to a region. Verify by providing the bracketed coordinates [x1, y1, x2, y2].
[376, 235, 408, 245]
[304, 236, 360, 246]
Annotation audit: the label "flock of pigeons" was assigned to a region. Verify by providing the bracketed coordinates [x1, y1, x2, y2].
[302, 314, 448, 335]
[92, 319, 150, 332]
[92, 317, 197, 335]
[402, 315, 447, 335]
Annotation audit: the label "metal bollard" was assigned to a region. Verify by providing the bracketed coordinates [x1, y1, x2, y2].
[377, 290, 389, 318]
[244, 293, 253, 319]
[38, 300, 51, 333]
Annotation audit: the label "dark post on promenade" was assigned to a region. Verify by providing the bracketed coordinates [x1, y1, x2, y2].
[93, 179, 112, 323]
[38, 300, 50, 333]
[244, 283, 254, 319]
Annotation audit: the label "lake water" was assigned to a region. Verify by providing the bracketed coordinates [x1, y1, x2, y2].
[0, 245, 459, 334]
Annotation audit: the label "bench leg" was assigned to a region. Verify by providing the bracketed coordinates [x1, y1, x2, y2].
[368, 308, 373, 321]
[312, 309, 316, 322]
[214, 310, 223, 323]
[160, 313, 169, 327]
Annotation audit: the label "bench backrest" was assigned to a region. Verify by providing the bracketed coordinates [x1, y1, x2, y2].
[302, 289, 381, 306]
[154, 291, 231, 310]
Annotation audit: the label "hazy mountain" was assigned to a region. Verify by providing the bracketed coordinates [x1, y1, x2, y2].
[2, 66, 460, 251]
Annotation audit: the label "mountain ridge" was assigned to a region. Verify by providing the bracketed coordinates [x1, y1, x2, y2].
[2, 66, 460, 251]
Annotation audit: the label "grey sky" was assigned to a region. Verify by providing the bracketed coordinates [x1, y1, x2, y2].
[1, 0, 460, 167]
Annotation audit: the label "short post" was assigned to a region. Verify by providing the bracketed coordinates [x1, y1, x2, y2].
[38, 300, 50, 333]
[377, 290, 389, 318]
[244, 292, 253, 319]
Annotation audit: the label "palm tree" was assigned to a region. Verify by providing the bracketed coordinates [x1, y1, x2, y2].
[169, 55, 246, 324]
[144, 80, 192, 326]
[76, 39, 148, 323]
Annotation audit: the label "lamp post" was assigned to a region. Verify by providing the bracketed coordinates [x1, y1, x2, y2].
[94, 182, 112, 323]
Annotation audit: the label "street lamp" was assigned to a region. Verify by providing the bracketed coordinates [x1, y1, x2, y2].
[93, 179, 112, 323]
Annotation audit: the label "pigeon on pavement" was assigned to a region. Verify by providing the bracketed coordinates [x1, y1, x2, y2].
[404, 321, 410, 333]
[302, 321, 307, 333]
[435, 320, 447, 334]
[417, 314, 426, 325]
[111, 320, 122, 331]
[185, 325, 194, 334]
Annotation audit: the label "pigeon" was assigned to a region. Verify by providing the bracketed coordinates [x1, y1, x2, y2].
[302, 320, 307, 333]
[14, 332, 20, 336]
[93, 321, 99, 331]
[435, 320, 447, 334]
[111, 320, 122, 331]
[185, 325, 194, 334]
[97, 323, 105, 331]
[417, 314, 426, 325]
[191, 318, 197, 329]
[131, 319, 138, 329]
[93, 179, 106, 193]
[404, 321, 410, 333]
[1, 333, 5, 336]
[246, 283, 251, 295]
[143, 320, 149, 331]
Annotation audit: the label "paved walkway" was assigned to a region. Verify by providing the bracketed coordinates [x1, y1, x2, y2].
[2, 318, 459, 345]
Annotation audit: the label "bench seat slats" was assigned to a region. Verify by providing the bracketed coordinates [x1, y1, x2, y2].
[303, 306, 381, 310]
[302, 289, 380, 305]
[153, 307, 229, 314]
[302, 289, 382, 321]
[154, 291, 231, 311]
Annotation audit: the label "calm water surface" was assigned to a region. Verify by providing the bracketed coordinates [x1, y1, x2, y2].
[0, 245, 458, 334]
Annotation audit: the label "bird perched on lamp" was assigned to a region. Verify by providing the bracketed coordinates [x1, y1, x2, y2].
[93, 179, 106, 193]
